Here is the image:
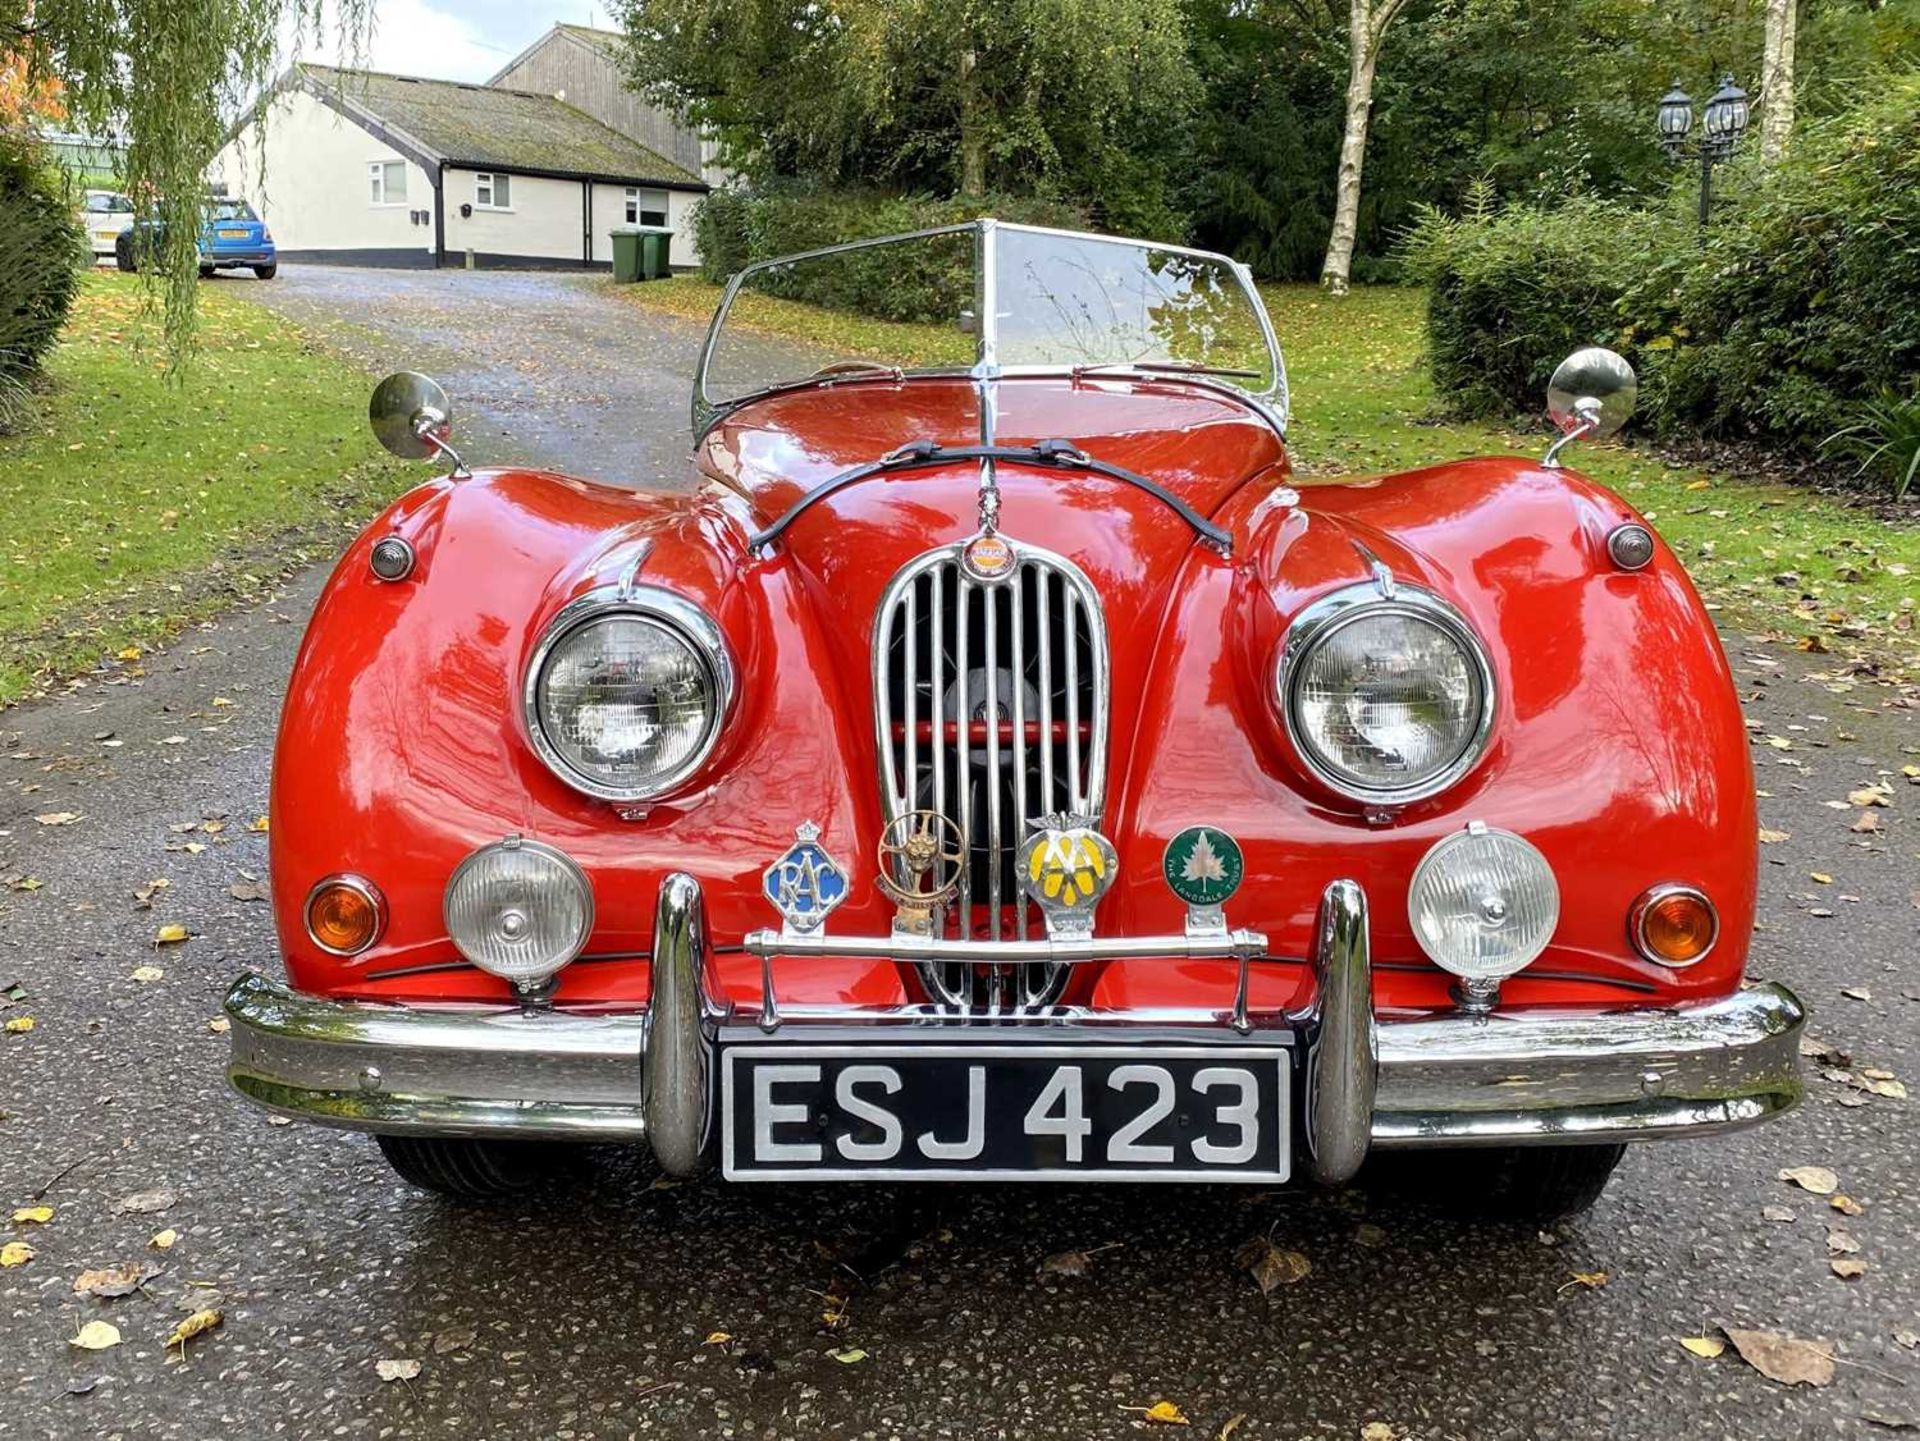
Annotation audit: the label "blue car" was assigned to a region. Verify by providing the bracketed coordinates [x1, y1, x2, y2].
[199, 198, 277, 279]
[116, 197, 278, 280]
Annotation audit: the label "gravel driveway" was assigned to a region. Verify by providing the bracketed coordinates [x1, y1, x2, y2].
[1, 265, 1917, 1440]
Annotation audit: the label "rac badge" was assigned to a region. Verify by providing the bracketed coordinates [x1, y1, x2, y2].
[1018, 821, 1118, 938]
[1163, 825, 1245, 908]
[763, 820, 848, 935]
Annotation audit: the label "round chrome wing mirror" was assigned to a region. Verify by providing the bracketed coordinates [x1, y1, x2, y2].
[369, 371, 455, 461]
[1543, 348, 1636, 468]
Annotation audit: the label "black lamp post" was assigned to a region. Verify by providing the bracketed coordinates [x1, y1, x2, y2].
[1658, 74, 1750, 228]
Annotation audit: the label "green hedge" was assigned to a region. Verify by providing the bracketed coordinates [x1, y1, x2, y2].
[690, 186, 1089, 325]
[1406, 75, 1920, 467]
[0, 137, 85, 430]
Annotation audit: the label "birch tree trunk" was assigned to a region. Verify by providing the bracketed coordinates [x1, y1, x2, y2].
[1758, 0, 1797, 165]
[1320, 0, 1406, 295]
[958, 47, 987, 195]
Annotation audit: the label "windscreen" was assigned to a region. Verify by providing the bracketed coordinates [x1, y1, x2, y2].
[698, 223, 1282, 413]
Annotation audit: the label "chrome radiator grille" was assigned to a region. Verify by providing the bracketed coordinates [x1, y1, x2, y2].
[874, 538, 1109, 1011]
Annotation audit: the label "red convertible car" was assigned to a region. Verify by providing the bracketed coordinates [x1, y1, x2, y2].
[226, 222, 1804, 1217]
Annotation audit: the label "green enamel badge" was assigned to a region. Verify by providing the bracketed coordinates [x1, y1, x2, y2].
[1163, 826, 1245, 907]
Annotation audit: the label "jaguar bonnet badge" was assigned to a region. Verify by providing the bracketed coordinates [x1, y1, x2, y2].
[876, 809, 963, 937]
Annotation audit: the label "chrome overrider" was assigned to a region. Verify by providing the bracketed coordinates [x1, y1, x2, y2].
[225, 874, 1806, 1182]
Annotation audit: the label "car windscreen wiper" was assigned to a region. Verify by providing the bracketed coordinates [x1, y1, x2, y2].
[1073, 360, 1265, 380]
[747, 438, 1233, 557]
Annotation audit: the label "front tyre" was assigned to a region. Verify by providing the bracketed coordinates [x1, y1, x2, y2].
[375, 1135, 581, 1200]
[1372, 1143, 1626, 1221]
[115, 240, 136, 274]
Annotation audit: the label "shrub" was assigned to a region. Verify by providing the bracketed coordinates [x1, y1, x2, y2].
[688, 185, 1089, 324]
[1400, 194, 1677, 420]
[0, 136, 84, 432]
[1821, 390, 1920, 500]
[1407, 74, 1920, 480]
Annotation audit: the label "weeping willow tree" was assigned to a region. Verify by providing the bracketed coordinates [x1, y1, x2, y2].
[2, 0, 368, 360]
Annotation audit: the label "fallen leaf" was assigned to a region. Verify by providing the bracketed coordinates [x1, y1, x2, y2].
[153, 924, 189, 946]
[227, 882, 269, 902]
[1724, 1328, 1836, 1387]
[74, 1263, 158, 1298]
[1041, 1242, 1121, 1278]
[1681, 1336, 1726, 1358]
[1864, 1078, 1907, 1100]
[1849, 787, 1891, 808]
[207, 1017, 230, 1034]
[248, 815, 269, 833]
[1559, 1270, 1610, 1293]
[1, 1241, 32, 1266]
[1895, 1331, 1919, 1350]
[130, 965, 164, 983]
[1758, 827, 1791, 844]
[1236, 1235, 1310, 1295]
[1831, 1259, 1868, 1279]
[1762, 1205, 1796, 1223]
[1354, 1223, 1388, 1248]
[374, 1357, 420, 1382]
[1842, 987, 1872, 1001]
[1361, 1425, 1397, 1441]
[34, 812, 81, 826]
[1827, 1231, 1860, 1255]
[1217, 1415, 1247, 1441]
[1129, 1400, 1188, 1425]
[12, 1206, 53, 1224]
[704, 1331, 733, 1346]
[69, 1320, 122, 1351]
[433, 1326, 475, 1354]
[3, 1016, 33, 1034]
[1810, 872, 1833, 884]
[1779, 1166, 1839, 1195]
[1830, 1196, 1865, 1216]
[114, 1187, 176, 1215]
[830, 1347, 868, 1365]
[149, 1229, 178, 1250]
[118, 646, 142, 661]
[1852, 813, 1882, 834]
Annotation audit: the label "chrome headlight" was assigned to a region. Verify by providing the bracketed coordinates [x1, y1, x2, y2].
[1408, 823, 1559, 980]
[1278, 584, 1494, 803]
[524, 586, 734, 802]
[444, 837, 593, 986]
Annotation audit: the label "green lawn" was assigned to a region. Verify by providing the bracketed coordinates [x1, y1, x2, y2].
[0, 274, 413, 705]
[616, 276, 1917, 666]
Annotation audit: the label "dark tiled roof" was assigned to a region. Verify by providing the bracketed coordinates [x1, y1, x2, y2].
[298, 63, 702, 188]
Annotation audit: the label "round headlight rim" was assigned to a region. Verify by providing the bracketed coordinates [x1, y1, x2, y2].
[442, 835, 596, 983]
[1277, 583, 1497, 806]
[522, 584, 736, 804]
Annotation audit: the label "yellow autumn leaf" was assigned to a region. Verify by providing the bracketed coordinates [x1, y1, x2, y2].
[4, 1016, 33, 1034]
[131, 965, 165, 983]
[1681, 1336, 1726, 1358]
[1142, 1401, 1190, 1425]
[150, 1228, 178, 1250]
[1810, 872, 1832, 885]
[118, 646, 142, 661]
[704, 1331, 732, 1346]
[1, 1241, 33, 1266]
[11, 1206, 53, 1224]
[248, 814, 270, 832]
[70, 1320, 122, 1350]
[154, 924, 189, 945]
[166, 1308, 223, 1350]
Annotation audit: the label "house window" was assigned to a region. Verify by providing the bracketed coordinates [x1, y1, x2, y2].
[475, 172, 511, 209]
[369, 161, 407, 205]
[625, 187, 668, 226]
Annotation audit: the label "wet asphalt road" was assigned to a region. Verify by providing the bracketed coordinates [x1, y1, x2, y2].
[2, 267, 1918, 1440]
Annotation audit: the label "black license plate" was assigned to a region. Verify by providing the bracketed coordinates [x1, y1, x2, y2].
[721, 1043, 1290, 1182]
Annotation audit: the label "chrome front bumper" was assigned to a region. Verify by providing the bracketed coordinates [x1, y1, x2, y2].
[226, 874, 1806, 1182]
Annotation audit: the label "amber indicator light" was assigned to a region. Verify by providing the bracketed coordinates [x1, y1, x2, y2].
[1632, 886, 1717, 966]
[306, 878, 382, 956]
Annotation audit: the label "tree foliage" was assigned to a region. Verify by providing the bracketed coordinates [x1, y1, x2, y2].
[1, 1, 367, 360]
[0, 134, 83, 429]
[618, 0, 1196, 236]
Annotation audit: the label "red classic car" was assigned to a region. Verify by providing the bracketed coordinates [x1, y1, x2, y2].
[226, 222, 1804, 1217]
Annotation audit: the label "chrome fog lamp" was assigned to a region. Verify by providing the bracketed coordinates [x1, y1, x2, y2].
[1279, 585, 1495, 805]
[525, 586, 734, 803]
[1409, 823, 1559, 1006]
[444, 837, 594, 989]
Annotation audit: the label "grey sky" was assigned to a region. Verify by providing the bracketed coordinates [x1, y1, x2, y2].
[293, 0, 619, 83]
